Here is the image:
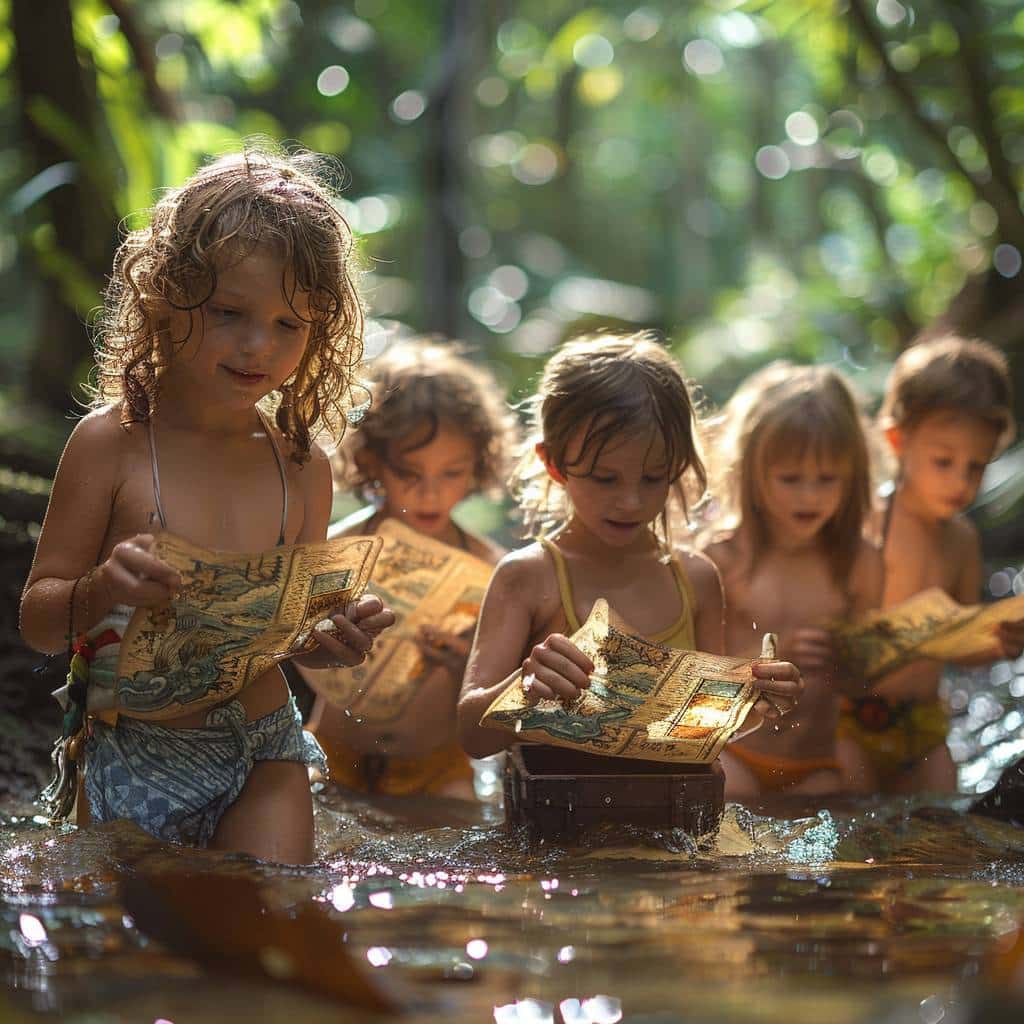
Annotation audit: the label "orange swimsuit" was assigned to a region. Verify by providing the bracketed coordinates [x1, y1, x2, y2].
[724, 744, 840, 792]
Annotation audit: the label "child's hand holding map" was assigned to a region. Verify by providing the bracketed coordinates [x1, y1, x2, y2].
[116, 532, 382, 719]
[479, 600, 769, 764]
[832, 587, 1024, 681]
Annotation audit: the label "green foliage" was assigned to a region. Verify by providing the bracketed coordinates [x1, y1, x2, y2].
[2, 0, 1023, 415]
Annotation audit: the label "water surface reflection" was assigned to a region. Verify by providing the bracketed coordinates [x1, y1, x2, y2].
[2, 781, 1024, 1023]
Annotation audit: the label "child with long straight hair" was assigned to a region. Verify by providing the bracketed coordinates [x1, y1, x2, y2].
[304, 337, 519, 796]
[458, 333, 802, 761]
[20, 148, 394, 862]
[703, 362, 883, 797]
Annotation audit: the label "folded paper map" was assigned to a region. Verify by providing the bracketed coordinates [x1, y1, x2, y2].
[833, 587, 1024, 681]
[480, 599, 763, 764]
[116, 531, 382, 719]
[308, 519, 494, 723]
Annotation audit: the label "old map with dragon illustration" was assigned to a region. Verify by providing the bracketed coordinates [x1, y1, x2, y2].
[115, 532, 381, 719]
[481, 600, 762, 764]
[307, 519, 494, 723]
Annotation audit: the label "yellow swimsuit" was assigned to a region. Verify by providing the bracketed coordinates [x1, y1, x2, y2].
[539, 537, 697, 650]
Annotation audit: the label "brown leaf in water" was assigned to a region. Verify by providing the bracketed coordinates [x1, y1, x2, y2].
[121, 871, 403, 1013]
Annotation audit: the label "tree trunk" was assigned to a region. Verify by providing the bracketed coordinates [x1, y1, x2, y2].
[421, 0, 474, 338]
[11, 0, 115, 412]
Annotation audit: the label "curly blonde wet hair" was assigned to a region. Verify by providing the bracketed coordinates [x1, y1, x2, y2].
[93, 146, 365, 462]
[336, 337, 520, 499]
[706, 362, 874, 585]
[512, 332, 707, 543]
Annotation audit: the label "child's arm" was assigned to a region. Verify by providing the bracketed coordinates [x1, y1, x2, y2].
[951, 519, 1024, 664]
[20, 412, 181, 654]
[684, 551, 725, 656]
[823, 539, 886, 697]
[290, 446, 394, 669]
[457, 552, 593, 759]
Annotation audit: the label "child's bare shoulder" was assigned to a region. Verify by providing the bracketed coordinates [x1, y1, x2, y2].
[701, 530, 742, 578]
[677, 548, 723, 605]
[61, 405, 139, 476]
[487, 541, 553, 600]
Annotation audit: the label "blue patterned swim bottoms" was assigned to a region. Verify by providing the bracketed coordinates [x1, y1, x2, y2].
[84, 697, 327, 847]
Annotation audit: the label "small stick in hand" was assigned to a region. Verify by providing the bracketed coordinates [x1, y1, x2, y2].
[761, 633, 778, 660]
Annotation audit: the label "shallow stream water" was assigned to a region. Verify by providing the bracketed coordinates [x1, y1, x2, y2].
[2, 761, 1024, 1024]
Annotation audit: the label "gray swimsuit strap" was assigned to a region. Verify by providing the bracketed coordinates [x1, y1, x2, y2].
[148, 408, 289, 546]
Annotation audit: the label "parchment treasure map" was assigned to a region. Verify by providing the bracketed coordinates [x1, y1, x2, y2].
[116, 531, 382, 719]
[481, 600, 763, 764]
[308, 519, 494, 723]
[833, 587, 1024, 681]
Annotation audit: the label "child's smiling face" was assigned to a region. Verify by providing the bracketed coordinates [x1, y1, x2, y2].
[890, 410, 1000, 520]
[371, 420, 478, 539]
[165, 244, 312, 409]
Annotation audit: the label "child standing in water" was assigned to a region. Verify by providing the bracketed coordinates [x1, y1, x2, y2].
[20, 149, 394, 862]
[304, 338, 518, 796]
[837, 336, 1024, 794]
[703, 363, 883, 798]
[458, 334, 803, 761]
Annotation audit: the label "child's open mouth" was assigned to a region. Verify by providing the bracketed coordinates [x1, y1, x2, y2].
[410, 512, 443, 528]
[221, 365, 267, 384]
[606, 519, 641, 532]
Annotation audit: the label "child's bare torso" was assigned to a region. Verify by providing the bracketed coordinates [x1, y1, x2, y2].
[872, 500, 974, 703]
[709, 536, 848, 759]
[103, 411, 305, 726]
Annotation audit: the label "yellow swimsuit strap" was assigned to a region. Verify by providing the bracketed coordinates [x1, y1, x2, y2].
[539, 537, 695, 647]
[539, 536, 583, 632]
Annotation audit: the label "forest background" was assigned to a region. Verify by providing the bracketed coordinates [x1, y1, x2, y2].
[3, 0, 1024, 541]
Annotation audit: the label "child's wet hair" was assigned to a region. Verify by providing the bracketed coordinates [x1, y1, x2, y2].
[94, 145, 364, 462]
[337, 337, 520, 498]
[879, 334, 1014, 451]
[709, 362, 872, 585]
[512, 332, 707, 540]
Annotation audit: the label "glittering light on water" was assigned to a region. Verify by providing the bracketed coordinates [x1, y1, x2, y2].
[466, 938, 488, 959]
[331, 883, 356, 911]
[557, 945, 576, 963]
[494, 999, 554, 1023]
[582, 995, 624, 1023]
[366, 946, 393, 967]
[368, 891, 393, 909]
[918, 994, 946, 1024]
[19, 913, 46, 945]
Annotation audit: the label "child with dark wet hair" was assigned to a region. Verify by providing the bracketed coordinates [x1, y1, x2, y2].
[304, 337, 519, 797]
[702, 363, 884, 799]
[21, 147, 395, 863]
[458, 332, 803, 762]
[837, 335, 1024, 794]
